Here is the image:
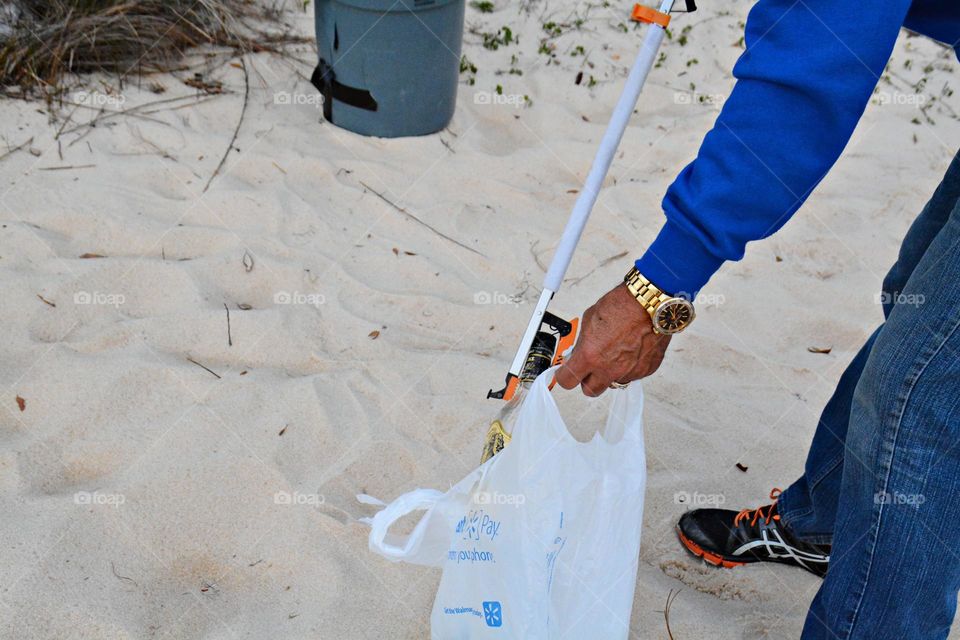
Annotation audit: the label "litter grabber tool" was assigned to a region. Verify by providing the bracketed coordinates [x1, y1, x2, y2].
[482, 0, 695, 463]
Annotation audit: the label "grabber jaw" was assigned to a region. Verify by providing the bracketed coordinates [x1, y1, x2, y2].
[487, 309, 580, 401]
[487, 373, 520, 401]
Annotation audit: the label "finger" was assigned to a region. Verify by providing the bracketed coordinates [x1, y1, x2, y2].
[555, 349, 589, 390]
[581, 373, 610, 398]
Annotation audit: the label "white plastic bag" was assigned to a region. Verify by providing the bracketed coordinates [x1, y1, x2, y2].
[362, 366, 646, 639]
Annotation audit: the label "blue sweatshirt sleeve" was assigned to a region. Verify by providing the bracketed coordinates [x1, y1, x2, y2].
[634, 0, 913, 298]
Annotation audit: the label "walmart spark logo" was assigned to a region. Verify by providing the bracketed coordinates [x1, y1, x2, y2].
[482, 601, 502, 627]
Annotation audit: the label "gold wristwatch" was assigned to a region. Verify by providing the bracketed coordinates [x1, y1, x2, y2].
[624, 267, 696, 335]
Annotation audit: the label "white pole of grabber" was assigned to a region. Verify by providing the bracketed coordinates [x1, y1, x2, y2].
[542, 0, 674, 292]
[506, 0, 675, 379]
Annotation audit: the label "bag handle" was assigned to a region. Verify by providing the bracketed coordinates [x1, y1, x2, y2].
[366, 488, 445, 561]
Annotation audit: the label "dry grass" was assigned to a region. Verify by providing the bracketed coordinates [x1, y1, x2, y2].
[0, 0, 309, 95]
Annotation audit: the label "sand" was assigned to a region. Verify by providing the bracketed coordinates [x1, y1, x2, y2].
[1, 1, 958, 637]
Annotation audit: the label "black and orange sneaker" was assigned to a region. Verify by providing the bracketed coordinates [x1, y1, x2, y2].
[675, 489, 831, 578]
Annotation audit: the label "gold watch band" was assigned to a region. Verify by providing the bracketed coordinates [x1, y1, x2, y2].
[623, 267, 670, 318]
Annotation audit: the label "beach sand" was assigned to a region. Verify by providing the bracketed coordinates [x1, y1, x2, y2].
[1, 1, 958, 637]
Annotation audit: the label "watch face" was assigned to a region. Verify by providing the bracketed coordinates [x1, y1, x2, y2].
[653, 298, 695, 334]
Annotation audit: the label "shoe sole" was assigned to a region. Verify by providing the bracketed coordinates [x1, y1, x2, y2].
[675, 525, 747, 569]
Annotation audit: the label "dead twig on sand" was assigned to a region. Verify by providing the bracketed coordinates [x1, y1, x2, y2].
[529, 239, 549, 273]
[187, 357, 221, 379]
[141, 93, 224, 115]
[224, 303, 233, 347]
[359, 181, 485, 257]
[110, 562, 138, 589]
[203, 57, 248, 193]
[59, 93, 223, 139]
[661, 589, 681, 639]
[567, 250, 629, 285]
[38, 164, 96, 171]
[0, 136, 34, 162]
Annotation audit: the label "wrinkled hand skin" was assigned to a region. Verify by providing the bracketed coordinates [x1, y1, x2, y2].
[555, 283, 671, 397]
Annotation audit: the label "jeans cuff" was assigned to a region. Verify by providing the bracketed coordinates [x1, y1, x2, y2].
[778, 483, 834, 546]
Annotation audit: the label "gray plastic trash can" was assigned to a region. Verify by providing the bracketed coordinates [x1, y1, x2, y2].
[312, 0, 465, 138]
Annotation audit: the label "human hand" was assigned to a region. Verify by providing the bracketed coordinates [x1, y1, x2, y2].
[555, 283, 671, 396]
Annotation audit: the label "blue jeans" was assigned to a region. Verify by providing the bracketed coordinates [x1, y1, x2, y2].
[777, 149, 960, 639]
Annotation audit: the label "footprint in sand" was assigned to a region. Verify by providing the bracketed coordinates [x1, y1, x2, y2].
[659, 559, 763, 602]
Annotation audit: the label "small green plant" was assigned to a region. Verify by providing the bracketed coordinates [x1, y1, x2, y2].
[542, 21, 563, 37]
[495, 84, 504, 95]
[460, 55, 477, 86]
[571, 45, 585, 57]
[496, 54, 523, 77]
[482, 26, 515, 50]
[470, 0, 495, 12]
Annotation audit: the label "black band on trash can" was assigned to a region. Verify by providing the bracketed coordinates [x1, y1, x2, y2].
[311, 60, 379, 117]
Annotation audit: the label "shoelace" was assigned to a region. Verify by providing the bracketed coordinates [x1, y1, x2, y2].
[733, 488, 782, 527]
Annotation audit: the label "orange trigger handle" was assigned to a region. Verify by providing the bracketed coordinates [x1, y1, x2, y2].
[549, 316, 580, 390]
[631, 4, 670, 27]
